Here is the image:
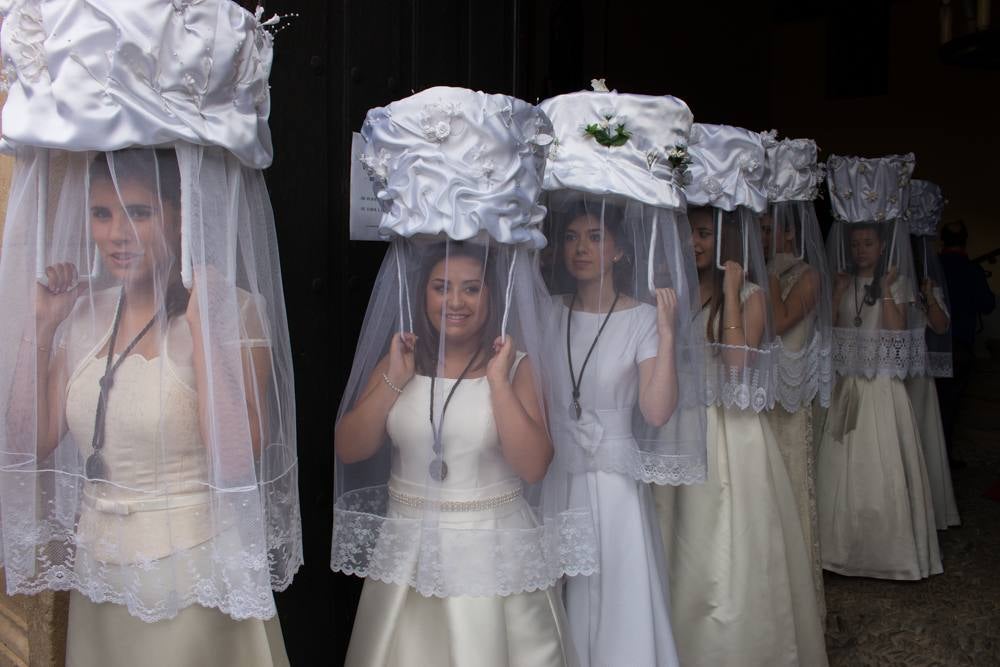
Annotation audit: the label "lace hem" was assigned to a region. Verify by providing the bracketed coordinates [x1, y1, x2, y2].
[0, 520, 302, 623]
[831, 326, 926, 379]
[558, 444, 707, 486]
[331, 487, 599, 598]
[773, 332, 833, 412]
[926, 351, 953, 378]
[704, 344, 775, 412]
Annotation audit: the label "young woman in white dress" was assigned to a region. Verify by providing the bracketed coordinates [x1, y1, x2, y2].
[818, 154, 942, 580]
[656, 124, 827, 667]
[537, 89, 708, 667]
[332, 87, 593, 667]
[759, 134, 833, 619]
[905, 179, 960, 529]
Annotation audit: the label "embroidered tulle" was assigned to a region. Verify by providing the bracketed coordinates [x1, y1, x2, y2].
[553, 432, 708, 486]
[704, 346, 776, 413]
[831, 326, 926, 379]
[773, 331, 833, 412]
[331, 487, 598, 598]
[0, 476, 302, 622]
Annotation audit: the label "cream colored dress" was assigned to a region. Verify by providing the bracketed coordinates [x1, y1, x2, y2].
[655, 288, 828, 667]
[818, 278, 943, 579]
[905, 288, 960, 530]
[765, 255, 825, 619]
[344, 361, 574, 667]
[63, 309, 288, 667]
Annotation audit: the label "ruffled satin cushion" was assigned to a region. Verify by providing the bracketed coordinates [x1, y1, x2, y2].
[826, 153, 915, 223]
[539, 90, 692, 209]
[360, 86, 553, 248]
[906, 179, 944, 237]
[686, 123, 768, 213]
[763, 134, 823, 203]
[0, 0, 273, 168]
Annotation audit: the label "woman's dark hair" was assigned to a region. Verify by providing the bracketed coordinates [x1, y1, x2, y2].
[846, 223, 889, 305]
[411, 241, 501, 375]
[694, 207, 745, 344]
[89, 148, 188, 317]
[543, 196, 634, 297]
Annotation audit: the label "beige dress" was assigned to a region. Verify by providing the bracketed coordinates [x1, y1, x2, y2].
[63, 308, 288, 667]
[818, 277, 942, 579]
[765, 255, 825, 619]
[655, 286, 828, 667]
[905, 288, 960, 530]
[345, 361, 574, 667]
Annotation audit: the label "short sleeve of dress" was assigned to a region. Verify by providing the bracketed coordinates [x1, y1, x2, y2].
[932, 286, 950, 319]
[634, 304, 659, 364]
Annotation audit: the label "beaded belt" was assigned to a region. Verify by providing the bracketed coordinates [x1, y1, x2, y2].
[388, 485, 522, 512]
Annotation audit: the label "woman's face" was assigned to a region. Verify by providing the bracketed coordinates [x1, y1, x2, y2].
[90, 177, 180, 286]
[689, 209, 715, 272]
[425, 255, 490, 344]
[849, 227, 884, 272]
[562, 214, 619, 283]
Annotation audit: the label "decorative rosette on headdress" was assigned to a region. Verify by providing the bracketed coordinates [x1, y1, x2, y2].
[359, 86, 554, 247]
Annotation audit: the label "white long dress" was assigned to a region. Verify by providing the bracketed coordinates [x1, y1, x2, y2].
[345, 359, 574, 667]
[546, 297, 678, 667]
[818, 277, 943, 579]
[63, 307, 288, 667]
[656, 288, 828, 667]
[766, 255, 826, 619]
[905, 288, 960, 530]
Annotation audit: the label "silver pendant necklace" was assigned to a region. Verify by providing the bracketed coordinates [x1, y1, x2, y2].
[427, 350, 480, 481]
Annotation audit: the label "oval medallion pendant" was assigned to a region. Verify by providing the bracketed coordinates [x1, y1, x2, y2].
[853, 315, 863, 327]
[85, 452, 107, 480]
[429, 458, 448, 482]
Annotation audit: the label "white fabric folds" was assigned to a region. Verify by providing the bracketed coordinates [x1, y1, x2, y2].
[0, 0, 275, 168]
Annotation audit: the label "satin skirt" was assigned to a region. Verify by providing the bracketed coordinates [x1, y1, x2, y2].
[565, 470, 677, 667]
[66, 591, 289, 667]
[818, 375, 943, 579]
[655, 405, 828, 667]
[905, 376, 961, 529]
[345, 579, 573, 667]
[766, 405, 826, 621]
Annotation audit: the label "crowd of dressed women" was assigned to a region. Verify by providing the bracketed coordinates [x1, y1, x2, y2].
[330, 81, 965, 667]
[0, 2, 972, 665]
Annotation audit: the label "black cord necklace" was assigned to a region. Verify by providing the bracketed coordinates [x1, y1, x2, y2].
[567, 290, 620, 420]
[852, 277, 866, 328]
[427, 349, 481, 482]
[86, 286, 162, 481]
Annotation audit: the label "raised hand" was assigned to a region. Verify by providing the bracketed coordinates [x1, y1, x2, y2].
[487, 335, 516, 386]
[387, 332, 417, 389]
[36, 263, 85, 333]
[722, 260, 744, 297]
[654, 287, 677, 337]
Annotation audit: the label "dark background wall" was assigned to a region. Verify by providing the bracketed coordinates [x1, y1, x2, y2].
[257, 1, 1000, 664]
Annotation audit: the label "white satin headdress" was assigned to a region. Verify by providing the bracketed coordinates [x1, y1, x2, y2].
[0, 0, 276, 169]
[359, 86, 554, 249]
[686, 123, 769, 214]
[826, 153, 915, 224]
[906, 179, 945, 237]
[762, 133, 824, 203]
[539, 89, 693, 210]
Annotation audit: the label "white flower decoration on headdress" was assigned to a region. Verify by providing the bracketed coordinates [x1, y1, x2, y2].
[419, 101, 462, 143]
[702, 176, 724, 200]
[760, 129, 779, 148]
[863, 188, 878, 203]
[737, 153, 761, 175]
[591, 78, 609, 92]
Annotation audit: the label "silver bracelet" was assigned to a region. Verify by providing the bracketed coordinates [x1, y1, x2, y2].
[381, 372, 404, 394]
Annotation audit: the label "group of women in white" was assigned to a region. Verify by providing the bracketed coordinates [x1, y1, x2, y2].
[0, 1, 960, 665]
[333, 81, 959, 667]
